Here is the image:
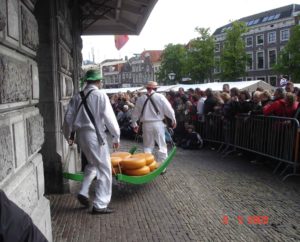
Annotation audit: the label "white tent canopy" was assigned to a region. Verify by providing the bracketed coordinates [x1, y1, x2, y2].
[172, 80, 274, 93]
[293, 83, 300, 89]
[102, 80, 274, 94]
[103, 86, 144, 94]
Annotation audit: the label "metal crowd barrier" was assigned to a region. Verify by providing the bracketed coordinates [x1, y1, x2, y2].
[196, 114, 300, 180]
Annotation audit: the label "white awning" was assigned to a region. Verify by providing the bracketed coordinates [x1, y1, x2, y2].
[103, 86, 143, 94]
[170, 80, 275, 93]
[102, 80, 275, 94]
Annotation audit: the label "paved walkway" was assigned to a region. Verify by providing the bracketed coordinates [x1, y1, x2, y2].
[48, 139, 300, 242]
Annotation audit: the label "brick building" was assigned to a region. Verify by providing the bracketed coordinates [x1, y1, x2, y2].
[213, 4, 300, 85]
[102, 50, 162, 88]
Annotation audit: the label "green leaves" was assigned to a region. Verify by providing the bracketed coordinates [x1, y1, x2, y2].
[220, 21, 248, 81]
[185, 28, 214, 83]
[157, 28, 214, 84]
[274, 25, 300, 82]
[157, 43, 186, 84]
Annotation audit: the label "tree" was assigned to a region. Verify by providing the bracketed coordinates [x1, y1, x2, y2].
[219, 21, 248, 81]
[157, 44, 186, 84]
[184, 27, 214, 83]
[273, 24, 300, 82]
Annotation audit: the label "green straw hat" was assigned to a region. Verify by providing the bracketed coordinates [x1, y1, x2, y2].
[84, 69, 103, 82]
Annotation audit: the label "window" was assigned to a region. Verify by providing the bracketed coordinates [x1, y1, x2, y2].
[256, 34, 264, 45]
[269, 76, 277, 86]
[257, 76, 266, 81]
[246, 77, 253, 81]
[268, 15, 275, 21]
[257, 51, 264, 69]
[280, 29, 290, 41]
[247, 20, 254, 26]
[253, 19, 259, 25]
[245, 36, 253, 47]
[215, 43, 220, 52]
[268, 49, 277, 68]
[214, 57, 220, 73]
[262, 16, 269, 22]
[246, 53, 253, 70]
[268, 32, 276, 43]
[262, 14, 280, 23]
[274, 13, 280, 20]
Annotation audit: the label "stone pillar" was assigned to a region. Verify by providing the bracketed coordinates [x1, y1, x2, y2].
[36, 0, 82, 194]
[0, 0, 52, 240]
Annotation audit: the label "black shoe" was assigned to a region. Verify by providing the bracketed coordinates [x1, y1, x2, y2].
[92, 207, 114, 214]
[77, 194, 90, 208]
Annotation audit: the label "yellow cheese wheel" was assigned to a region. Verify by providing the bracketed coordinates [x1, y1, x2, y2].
[120, 157, 146, 170]
[123, 166, 150, 176]
[131, 153, 154, 165]
[111, 156, 122, 167]
[148, 160, 157, 171]
[110, 152, 131, 160]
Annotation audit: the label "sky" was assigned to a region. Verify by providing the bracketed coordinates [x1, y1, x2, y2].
[81, 0, 297, 63]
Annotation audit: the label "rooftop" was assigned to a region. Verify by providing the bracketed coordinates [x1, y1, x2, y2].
[213, 4, 300, 35]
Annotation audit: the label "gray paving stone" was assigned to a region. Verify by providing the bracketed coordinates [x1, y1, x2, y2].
[48, 139, 300, 242]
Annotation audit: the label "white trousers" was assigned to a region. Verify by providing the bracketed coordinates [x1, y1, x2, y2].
[77, 129, 112, 209]
[142, 121, 167, 162]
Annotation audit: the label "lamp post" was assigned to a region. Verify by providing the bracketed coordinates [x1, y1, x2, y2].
[168, 72, 176, 85]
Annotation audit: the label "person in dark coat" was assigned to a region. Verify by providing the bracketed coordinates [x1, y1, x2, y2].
[179, 125, 203, 149]
[0, 190, 48, 242]
[203, 88, 218, 115]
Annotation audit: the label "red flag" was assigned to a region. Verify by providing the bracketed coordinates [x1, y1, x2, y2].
[114, 35, 129, 50]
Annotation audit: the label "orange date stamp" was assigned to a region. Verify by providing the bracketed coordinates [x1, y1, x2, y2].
[222, 215, 269, 225]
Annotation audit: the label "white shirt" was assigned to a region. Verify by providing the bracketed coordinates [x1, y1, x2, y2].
[131, 90, 176, 127]
[197, 97, 207, 115]
[280, 78, 287, 87]
[63, 85, 120, 143]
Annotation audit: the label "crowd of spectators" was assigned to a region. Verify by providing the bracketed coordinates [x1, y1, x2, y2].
[108, 80, 300, 149]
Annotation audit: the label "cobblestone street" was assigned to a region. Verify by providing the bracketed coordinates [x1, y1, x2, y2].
[49, 139, 300, 242]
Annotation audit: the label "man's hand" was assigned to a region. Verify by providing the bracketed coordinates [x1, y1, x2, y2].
[172, 122, 177, 129]
[113, 142, 120, 150]
[133, 126, 139, 133]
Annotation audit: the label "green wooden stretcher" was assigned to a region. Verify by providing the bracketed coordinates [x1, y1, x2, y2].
[62, 146, 176, 184]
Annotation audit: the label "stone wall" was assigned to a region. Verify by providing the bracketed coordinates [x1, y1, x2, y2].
[0, 0, 84, 240]
[0, 0, 51, 240]
[36, 0, 82, 194]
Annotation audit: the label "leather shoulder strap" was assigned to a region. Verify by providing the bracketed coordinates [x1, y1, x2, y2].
[79, 89, 104, 145]
[148, 93, 160, 115]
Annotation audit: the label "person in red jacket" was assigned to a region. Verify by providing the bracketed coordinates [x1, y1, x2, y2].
[263, 92, 298, 117]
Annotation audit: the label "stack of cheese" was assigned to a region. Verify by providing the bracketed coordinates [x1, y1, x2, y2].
[110, 152, 131, 175]
[110, 152, 160, 176]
